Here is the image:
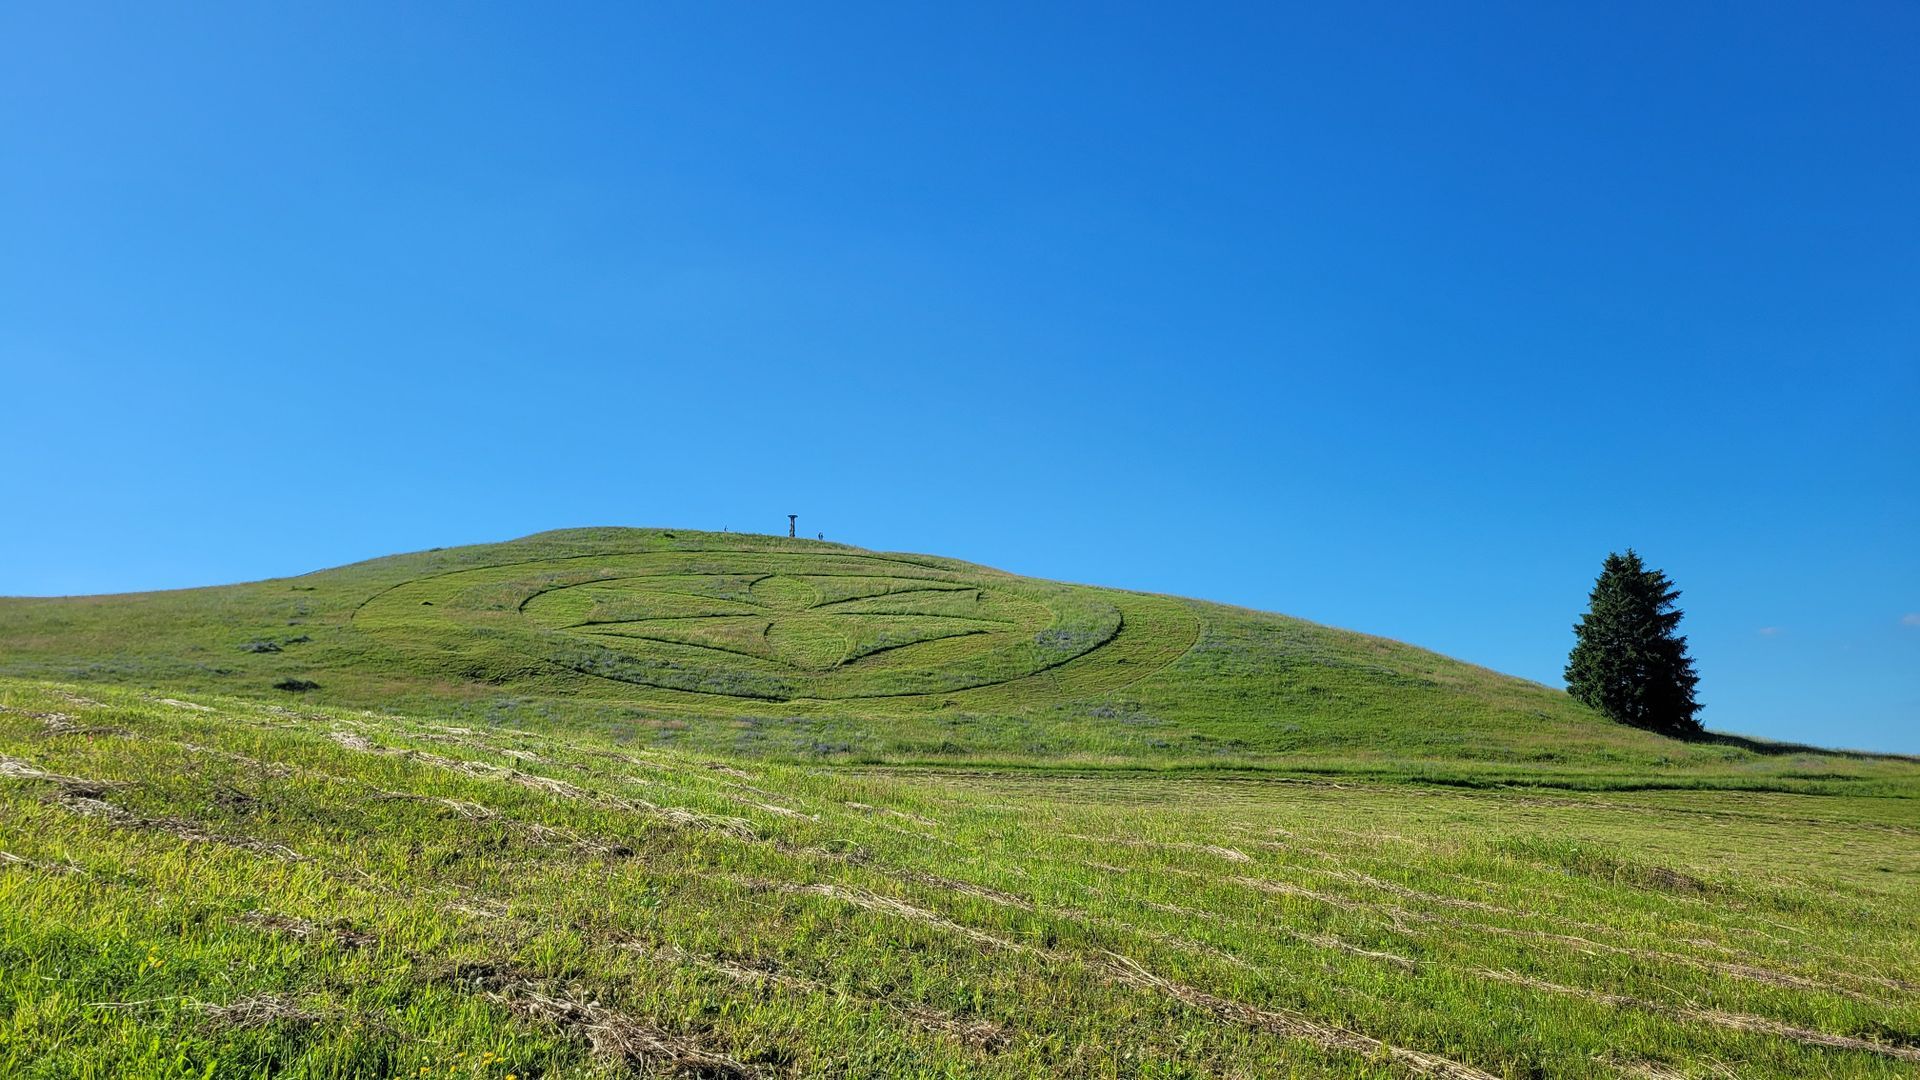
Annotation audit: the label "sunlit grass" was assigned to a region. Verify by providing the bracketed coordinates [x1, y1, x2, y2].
[3, 679, 1916, 1078]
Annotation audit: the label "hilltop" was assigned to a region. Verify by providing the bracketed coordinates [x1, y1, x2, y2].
[0, 527, 1909, 794]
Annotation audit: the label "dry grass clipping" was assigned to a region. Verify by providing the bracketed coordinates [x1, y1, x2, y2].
[487, 983, 755, 1078]
[1098, 950, 1499, 1080]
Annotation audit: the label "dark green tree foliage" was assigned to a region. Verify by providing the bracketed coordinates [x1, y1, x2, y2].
[1566, 550, 1702, 735]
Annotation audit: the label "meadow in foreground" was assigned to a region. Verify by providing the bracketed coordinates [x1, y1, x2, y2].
[3, 679, 1916, 1078]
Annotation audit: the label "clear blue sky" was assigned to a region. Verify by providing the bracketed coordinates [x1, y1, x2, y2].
[3, 3, 1915, 751]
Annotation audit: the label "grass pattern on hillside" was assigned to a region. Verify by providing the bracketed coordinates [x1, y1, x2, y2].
[3, 680, 1917, 1078]
[355, 549, 1172, 701]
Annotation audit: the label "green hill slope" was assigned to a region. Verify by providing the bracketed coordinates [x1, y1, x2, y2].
[0, 528, 1910, 793]
[5, 530, 1919, 1077]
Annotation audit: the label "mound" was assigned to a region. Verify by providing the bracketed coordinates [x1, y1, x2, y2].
[0, 527, 1906, 790]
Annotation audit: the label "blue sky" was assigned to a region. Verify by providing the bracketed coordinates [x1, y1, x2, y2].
[3, 3, 1915, 751]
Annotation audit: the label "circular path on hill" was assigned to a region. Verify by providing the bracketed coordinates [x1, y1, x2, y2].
[353, 549, 1198, 703]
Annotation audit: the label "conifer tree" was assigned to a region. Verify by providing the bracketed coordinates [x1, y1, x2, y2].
[1565, 550, 1702, 735]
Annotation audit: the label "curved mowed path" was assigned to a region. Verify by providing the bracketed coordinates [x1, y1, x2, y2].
[354, 548, 1199, 704]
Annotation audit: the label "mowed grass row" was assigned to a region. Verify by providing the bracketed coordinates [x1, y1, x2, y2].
[2, 679, 1916, 1078]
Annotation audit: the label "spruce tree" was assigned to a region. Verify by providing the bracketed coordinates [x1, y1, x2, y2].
[1565, 550, 1702, 735]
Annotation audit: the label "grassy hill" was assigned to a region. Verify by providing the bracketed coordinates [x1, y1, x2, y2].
[0, 527, 1909, 793]
[3, 528, 1917, 1078]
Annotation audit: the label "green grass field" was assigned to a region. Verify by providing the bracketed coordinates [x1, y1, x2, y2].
[2, 529, 1916, 1077]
